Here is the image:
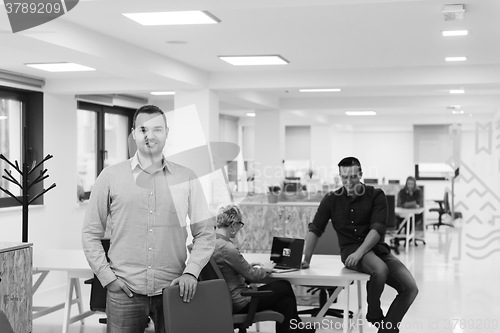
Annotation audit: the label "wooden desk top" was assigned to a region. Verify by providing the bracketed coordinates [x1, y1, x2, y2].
[243, 253, 369, 287]
[33, 249, 92, 274]
[0, 242, 32, 253]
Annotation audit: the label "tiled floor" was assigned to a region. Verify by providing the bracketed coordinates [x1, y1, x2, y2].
[32, 220, 500, 332]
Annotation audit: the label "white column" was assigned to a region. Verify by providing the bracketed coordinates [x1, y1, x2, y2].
[254, 110, 283, 193]
[174, 89, 219, 142]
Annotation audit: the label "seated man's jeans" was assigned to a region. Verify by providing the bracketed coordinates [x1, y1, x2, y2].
[106, 290, 164, 333]
[354, 251, 418, 333]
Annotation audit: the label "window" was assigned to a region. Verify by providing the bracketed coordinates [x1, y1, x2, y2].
[0, 86, 44, 208]
[77, 102, 134, 200]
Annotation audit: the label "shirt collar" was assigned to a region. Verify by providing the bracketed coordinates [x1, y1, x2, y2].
[216, 233, 233, 243]
[130, 152, 171, 173]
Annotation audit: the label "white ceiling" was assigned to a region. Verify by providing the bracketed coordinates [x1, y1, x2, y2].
[1, 0, 499, 123]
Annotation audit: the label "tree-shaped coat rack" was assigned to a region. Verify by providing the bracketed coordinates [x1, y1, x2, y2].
[0, 128, 56, 242]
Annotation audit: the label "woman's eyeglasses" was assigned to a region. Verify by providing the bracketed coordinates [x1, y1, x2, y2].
[234, 221, 245, 228]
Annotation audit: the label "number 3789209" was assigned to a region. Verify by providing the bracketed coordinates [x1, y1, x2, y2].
[5, 2, 63, 14]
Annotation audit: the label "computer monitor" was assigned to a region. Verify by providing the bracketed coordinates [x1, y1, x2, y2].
[364, 178, 378, 184]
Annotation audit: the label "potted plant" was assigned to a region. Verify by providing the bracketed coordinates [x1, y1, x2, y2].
[267, 185, 281, 203]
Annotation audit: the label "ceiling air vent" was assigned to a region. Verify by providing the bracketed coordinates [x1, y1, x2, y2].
[443, 4, 465, 21]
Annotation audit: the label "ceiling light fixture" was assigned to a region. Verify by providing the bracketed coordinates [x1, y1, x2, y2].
[123, 11, 220, 25]
[0, 115, 7, 120]
[345, 111, 377, 116]
[442, 30, 469, 37]
[150, 91, 175, 96]
[218, 55, 289, 66]
[451, 110, 465, 115]
[449, 89, 465, 94]
[445, 56, 467, 62]
[299, 88, 341, 93]
[25, 62, 95, 72]
[246, 112, 256, 117]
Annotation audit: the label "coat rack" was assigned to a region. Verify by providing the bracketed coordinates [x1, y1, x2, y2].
[0, 128, 56, 242]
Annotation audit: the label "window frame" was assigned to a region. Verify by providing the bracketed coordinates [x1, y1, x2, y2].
[77, 101, 134, 200]
[0, 85, 44, 208]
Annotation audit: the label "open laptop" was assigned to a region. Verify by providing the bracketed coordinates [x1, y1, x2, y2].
[270, 237, 305, 273]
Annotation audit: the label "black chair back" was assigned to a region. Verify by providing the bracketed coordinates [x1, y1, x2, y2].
[89, 239, 110, 312]
[386, 195, 396, 229]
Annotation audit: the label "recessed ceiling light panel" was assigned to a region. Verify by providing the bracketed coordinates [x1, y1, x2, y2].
[449, 89, 465, 94]
[445, 56, 467, 62]
[123, 11, 220, 26]
[442, 30, 469, 37]
[299, 88, 341, 93]
[246, 112, 256, 117]
[25, 62, 95, 72]
[218, 55, 289, 66]
[345, 111, 377, 116]
[150, 91, 175, 96]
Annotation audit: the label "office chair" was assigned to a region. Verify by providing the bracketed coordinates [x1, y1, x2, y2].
[426, 191, 462, 230]
[163, 280, 234, 333]
[298, 223, 353, 319]
[83, 239, 110, 324]
[199, 257, 284, 333]
[385, 195, 401, 254]
[0, 311, 14, 333]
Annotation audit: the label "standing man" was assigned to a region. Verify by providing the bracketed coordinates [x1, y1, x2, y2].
[302, 157, 418, 333]
[82, 104, 216, 332]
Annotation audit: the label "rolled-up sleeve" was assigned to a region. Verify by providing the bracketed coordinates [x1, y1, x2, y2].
[183, 176, 216, 278]
[369, 189, 388, 238]
[82, 169, 116, 287]
[309, 193, 333, 237]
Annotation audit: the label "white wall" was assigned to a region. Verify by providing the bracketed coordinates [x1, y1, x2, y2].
[219, 115, 238, 144]
[330, 125, 414, 184]
[0, 94, 87, 250]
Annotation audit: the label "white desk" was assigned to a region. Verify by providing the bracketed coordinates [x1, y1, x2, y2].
[33, 250, 94, 333]
[244, 253, 370, 333]
[394, 207, 425, 251]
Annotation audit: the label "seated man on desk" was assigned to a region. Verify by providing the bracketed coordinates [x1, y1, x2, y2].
[302, 157, 418, 333]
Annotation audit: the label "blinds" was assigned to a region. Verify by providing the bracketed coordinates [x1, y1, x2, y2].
[0, 70, 44, 90]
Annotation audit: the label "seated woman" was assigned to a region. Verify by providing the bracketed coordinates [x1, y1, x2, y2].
[212, 204, 313, 333]
[397, 176, 422, 209]
[396, 176, 423, 230]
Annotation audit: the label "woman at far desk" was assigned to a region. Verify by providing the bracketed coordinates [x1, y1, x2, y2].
[397, 176, 422, 209]
[213, 204, 314, 333]
[396, 176, 423, 230]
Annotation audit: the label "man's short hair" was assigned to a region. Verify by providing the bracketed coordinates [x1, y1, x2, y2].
[132, 104, 167, 128]
[338, 157, 362, 171]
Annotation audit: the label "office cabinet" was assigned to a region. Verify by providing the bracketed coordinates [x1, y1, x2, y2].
[0, 243, 32, 333]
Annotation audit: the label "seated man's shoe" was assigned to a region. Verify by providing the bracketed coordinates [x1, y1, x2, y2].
[366, 314, 386, 326]
[294, 328, 316, 333]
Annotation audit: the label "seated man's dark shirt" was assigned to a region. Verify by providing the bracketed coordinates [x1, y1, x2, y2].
[309, 184, 391, 262]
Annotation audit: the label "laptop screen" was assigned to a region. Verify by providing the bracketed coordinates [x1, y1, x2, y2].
[270, 237, 304, 269]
